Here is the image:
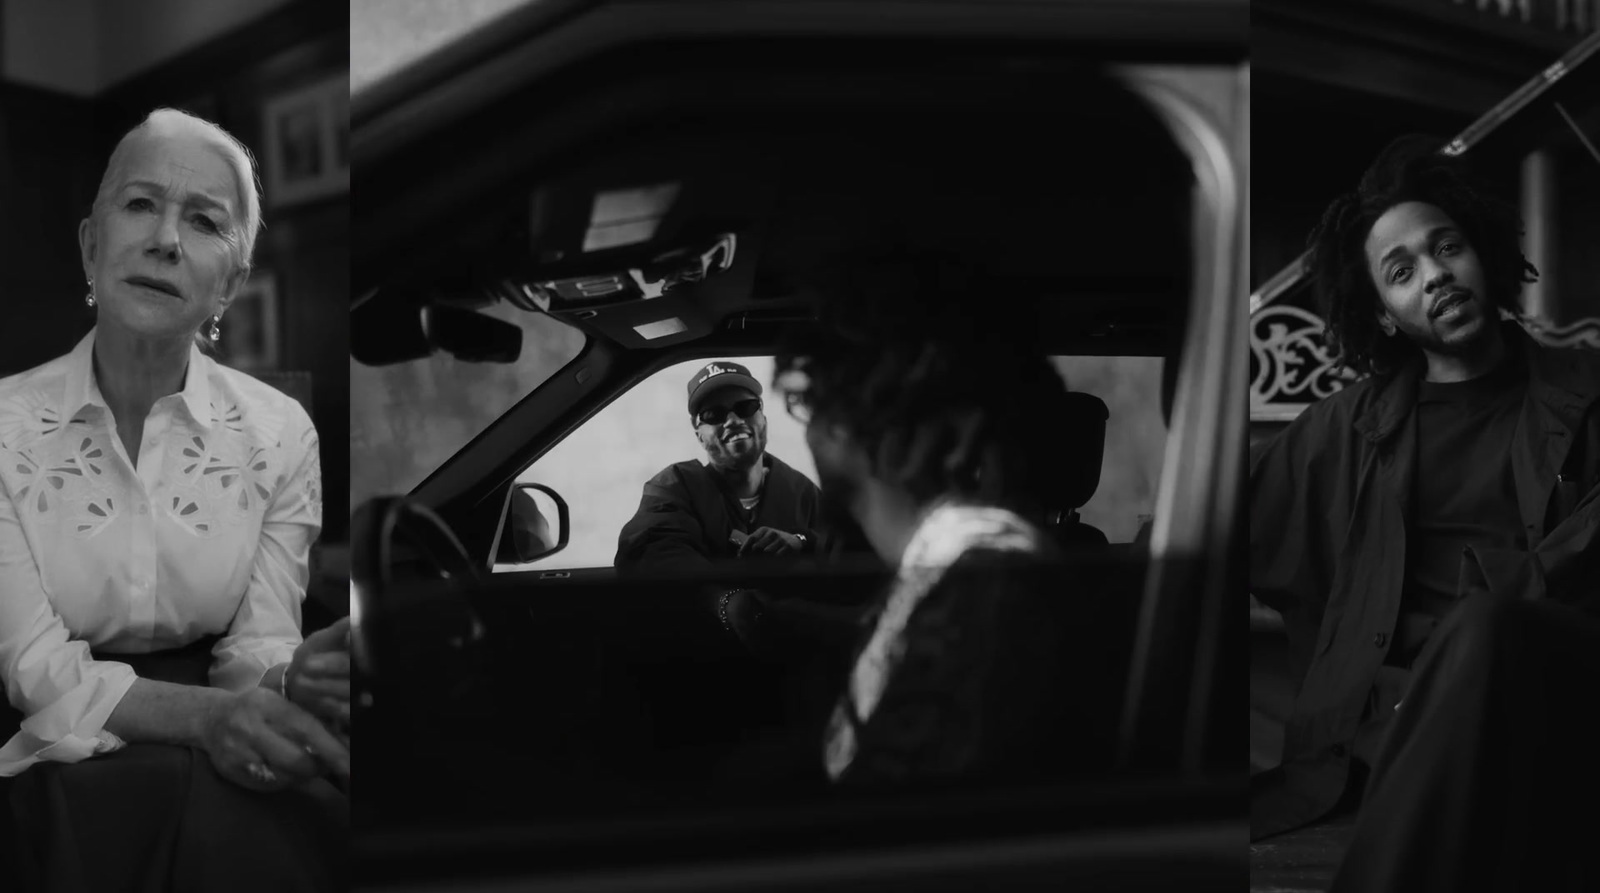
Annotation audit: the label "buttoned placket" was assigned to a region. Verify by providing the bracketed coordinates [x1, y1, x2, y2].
[125, 402, 177, 638]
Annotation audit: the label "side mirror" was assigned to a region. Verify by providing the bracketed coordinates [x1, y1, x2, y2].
[494, 483, 570, 565]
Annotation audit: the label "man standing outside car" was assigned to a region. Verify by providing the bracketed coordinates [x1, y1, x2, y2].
[1250, 137, 1600, 892]
[616, 360, 833, 573]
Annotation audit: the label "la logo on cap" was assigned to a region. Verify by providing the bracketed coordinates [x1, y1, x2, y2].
[704, 364, 731, 379]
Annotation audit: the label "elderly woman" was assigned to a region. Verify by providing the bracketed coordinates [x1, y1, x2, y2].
[0, 109, 347, 890]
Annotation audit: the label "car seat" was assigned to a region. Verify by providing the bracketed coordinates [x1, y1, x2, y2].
[1043, 391, 1111, 550]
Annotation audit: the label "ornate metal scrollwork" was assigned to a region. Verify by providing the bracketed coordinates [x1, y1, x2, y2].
[1250, 305, 1361, 421]
[1515, 313, 1600, 349]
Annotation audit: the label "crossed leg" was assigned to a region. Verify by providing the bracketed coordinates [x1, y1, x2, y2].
[1331, 595, 1600, 892]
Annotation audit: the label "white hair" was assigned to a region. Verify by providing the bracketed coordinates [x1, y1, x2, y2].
[92, 107, 264, 277]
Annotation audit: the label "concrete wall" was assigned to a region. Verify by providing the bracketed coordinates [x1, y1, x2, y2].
[3, 0, 288, 95]
[351, 0, 530, 94]
[2, 0, 97, 95]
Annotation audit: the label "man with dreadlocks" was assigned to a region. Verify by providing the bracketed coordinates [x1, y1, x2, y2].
[1250, 137, 1600, 891]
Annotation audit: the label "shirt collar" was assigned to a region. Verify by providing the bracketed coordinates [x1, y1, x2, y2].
[60, 329, 102, 423]
[896, 499, 1043, 577]
[63, 327, 217, 431]
[1353, 322, 1600, 444]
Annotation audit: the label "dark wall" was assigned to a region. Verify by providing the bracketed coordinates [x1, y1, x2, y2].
[1251, 76, 1474, 290]
[1252, 0, 1599, 324]
[0, 83, 101, 366]
[0, 1, 350, 540]
[1547, 118, 1600, 327]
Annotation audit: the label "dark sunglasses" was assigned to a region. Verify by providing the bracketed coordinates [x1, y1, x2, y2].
[695, 398, 763, 427]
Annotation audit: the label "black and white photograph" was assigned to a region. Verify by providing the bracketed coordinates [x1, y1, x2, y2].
[263, 72, 350, 208]
[0, 1, 350, 890]
[348, 1, 1246, 891]
[1249, 2, 1600, 891]
[5, 0, 1600, 892]
[218, 270, 282, 372]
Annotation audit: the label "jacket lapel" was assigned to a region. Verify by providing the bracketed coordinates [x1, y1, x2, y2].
[1514, 331, 1600, 541]
[754, 454, 798, 531]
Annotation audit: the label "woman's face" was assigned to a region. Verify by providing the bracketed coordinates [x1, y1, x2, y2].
[79, 127, 245, 342]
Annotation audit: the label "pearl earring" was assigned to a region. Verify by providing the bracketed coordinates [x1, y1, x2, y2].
[208, 315, 222, 342]
[85, 278, 96, 308]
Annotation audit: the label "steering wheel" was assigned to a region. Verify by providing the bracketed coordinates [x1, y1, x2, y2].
[351, 495, 486, 689]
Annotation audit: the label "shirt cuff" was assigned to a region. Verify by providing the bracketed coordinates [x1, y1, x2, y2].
[214, 641, 299, 693]
[0, 665, 137, 776]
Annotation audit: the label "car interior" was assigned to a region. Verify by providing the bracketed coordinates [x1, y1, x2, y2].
[350, 11, 1246, 890]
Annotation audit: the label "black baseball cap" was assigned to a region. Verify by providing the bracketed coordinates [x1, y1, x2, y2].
[687, 360, 763, 414]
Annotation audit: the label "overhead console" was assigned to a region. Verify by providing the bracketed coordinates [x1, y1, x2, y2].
[498, 172, 756, 349]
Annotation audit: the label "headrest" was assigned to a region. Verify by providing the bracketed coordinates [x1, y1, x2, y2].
[1055, 391, 1109, 512]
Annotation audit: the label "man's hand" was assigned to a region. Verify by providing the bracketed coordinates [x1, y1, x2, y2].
[737, 527, 802, 557]
[287, 617, 351, 731]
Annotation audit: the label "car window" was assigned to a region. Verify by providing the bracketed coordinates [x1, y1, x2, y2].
[503, 356, 815, 571]
[1054, 356, 1167, 543]
[507, 355, 1166, 570]
[350, 303, 585, 508]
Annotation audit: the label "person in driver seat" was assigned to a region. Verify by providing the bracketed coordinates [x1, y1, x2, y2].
[756, 253, 1092, 790]
[615, 361, 834, 573]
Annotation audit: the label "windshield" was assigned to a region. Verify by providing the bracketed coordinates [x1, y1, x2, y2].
[349, 303, 585, 507]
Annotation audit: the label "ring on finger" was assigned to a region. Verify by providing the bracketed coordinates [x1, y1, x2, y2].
[244, 761, 278, 784]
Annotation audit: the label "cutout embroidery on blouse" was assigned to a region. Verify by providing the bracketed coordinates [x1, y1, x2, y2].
[7, 434, 122, 537]
[0, 390, 62, 450]
[0, 330, 323, 777]
[171, 434, 278, 528]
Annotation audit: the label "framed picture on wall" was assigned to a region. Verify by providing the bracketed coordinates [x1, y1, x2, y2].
[221, 271, 282, 372]
[261, 73, 349, 208]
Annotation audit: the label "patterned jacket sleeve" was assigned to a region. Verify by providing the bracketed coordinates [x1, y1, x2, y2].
[834, 551, 1063, 786]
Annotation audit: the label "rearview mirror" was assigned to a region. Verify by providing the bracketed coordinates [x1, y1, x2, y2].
[351, 291, 524, 366]
[423, 304, 523, 363]
[495, 483, 570, 565]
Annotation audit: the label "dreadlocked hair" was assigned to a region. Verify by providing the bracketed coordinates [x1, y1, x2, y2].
[775, 250, 1073, 519]
[1306, 134, 1538, 377]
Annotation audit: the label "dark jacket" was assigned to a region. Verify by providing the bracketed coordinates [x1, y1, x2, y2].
[833, 548, 1101, 789]
[615, 453, 834, 571]
[1250, 327, 1600, 840]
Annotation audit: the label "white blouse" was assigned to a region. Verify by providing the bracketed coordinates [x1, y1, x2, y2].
[0, 330, 322, 776]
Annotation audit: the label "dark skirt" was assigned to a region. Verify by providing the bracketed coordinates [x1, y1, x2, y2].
[2, 637, 347, 893]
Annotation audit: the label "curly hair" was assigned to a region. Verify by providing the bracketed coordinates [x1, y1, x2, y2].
[1306, 135, 1538, 377]
[774, 251, 1073, 517]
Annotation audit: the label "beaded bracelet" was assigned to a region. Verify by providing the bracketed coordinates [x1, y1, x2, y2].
[718, 590, 742, 632]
